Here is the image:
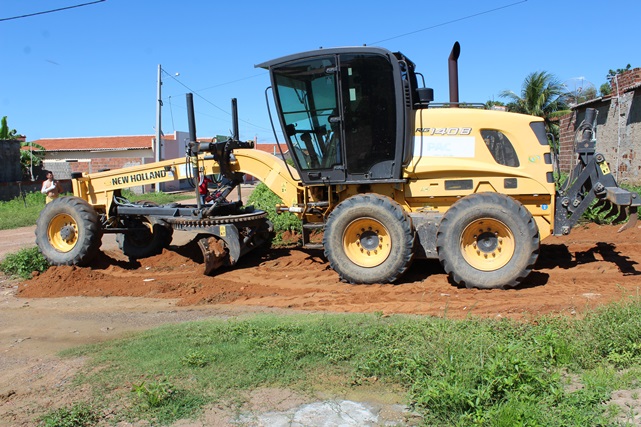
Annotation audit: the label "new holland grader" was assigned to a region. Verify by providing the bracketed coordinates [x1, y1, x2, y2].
[36, 43, 639, 289]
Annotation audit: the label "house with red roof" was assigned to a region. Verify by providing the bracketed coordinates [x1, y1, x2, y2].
[31, 132, 288, 192]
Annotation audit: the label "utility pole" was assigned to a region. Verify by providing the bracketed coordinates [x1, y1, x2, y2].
[29, 141, 33, 181]
[155, 64, 162, 192]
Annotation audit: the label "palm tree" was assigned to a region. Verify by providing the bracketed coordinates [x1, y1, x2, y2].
[500, 71, 570, 146]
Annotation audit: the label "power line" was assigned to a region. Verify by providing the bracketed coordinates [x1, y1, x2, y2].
[368, 0, 527, 45]
[0, 0, 106, 22]
[197, 73, 265, 93]
[161, 70, 272, 133]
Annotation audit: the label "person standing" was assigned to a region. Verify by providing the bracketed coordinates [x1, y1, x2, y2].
[198, 174, 213, 205]
[41, 171, 62, 204]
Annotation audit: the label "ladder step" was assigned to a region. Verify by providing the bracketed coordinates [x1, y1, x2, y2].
[303, 243, 324, 250]
[302, 223, 325, 229]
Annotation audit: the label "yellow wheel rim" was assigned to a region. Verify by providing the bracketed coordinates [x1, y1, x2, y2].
[47, 213, 79, 253]
[343, 218, 391, 268]
[461, 218, 514, 271]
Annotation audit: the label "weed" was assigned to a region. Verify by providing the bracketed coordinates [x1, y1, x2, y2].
[37, 402, 100, 427]
[0, 246, 49, 278]
[131, 379, 174, 408]
[181, 350, 213, 367]
[247, 183, 302, 235]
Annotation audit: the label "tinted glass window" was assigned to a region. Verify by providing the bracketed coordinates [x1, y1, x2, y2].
[272, 57, 341, 170]
[481, 129, 519, 167]
[340, 54, 396, 175]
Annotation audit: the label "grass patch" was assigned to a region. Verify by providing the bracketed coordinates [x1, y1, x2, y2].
[120, 189, 193, 206]
[59, 299, 641, 426]
[37, 402, 100, 427]
[0, 191, 48, 230]
[0, 246, 49, 278]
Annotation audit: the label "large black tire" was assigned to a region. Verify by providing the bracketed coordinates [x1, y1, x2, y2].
[436, 192, 540, 289]
[323, 194, 414, 284]
[116, 217, 173, 259]
[35, 196, 103, 266]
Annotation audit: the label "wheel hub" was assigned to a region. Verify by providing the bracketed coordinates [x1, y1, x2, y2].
[359, 230, 380, 251]
[343, 218, 391, 268]
[476, 231, 498, 253]
[60, 225, 76, 242]
[460, 218, 515, 271]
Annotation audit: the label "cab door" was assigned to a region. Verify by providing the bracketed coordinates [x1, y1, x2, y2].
[270, 51, 400, 184]
[338, 54, 398, 180]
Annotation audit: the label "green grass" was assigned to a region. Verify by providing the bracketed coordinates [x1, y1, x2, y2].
[56, 298, 641, 426]
[0, 190, 192, 230]
[37, 402, 100, 427]
[120, 189, 193, 205]
[0, 191, 48, 230]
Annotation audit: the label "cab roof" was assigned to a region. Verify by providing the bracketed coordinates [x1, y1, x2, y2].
[255, 46, 398, 70]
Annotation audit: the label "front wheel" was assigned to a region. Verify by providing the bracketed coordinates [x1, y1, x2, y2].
[35, 196, 103, 266]
[323, 194, 414, 284]
[436, 192, 540, 289]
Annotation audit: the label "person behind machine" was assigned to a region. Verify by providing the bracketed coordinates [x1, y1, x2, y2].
[41, 171, 62, 204]
[198, 174, 213, 205]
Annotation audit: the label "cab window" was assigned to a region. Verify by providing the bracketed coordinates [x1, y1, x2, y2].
[272, 57, 340, 170]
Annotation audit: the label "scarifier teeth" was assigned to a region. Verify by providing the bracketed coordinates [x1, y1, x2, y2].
[611, 205, 629, 224]
[618, 207, 638, 233]
[594, 199, 613, 216]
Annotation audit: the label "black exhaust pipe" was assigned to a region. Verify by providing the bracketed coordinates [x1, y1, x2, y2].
[448, 41, 460, 107]
[186, 93, 197, 151]
[231, 98, 239, 140]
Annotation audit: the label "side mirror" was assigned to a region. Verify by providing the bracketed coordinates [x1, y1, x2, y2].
[417, 87, 434, 104]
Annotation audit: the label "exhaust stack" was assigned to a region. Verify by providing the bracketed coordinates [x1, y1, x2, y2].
[448, 41, 460, 107]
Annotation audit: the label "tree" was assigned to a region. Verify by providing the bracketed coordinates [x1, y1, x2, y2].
[598, 64, 632, 96]
[0, 116, 42, 179]
[485, 99, 505, 109]
[607, 64, 631, 79]
[20, 141, 46, 180]
[0, 116, 18, 140]
[599, 83, 612, 97]
[499, 71, 570, 146]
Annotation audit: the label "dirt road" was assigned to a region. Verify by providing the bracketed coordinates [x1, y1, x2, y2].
[17, 221, 641, 319]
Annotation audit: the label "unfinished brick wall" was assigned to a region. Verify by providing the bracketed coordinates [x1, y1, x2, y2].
[557, 68, 641, 185]
[45, 156, 151, 178]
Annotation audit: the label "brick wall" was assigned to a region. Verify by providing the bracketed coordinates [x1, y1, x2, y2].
[610, 68, 641, 94]
[557, 112, 577, 172]
[557, 67, 641, 184]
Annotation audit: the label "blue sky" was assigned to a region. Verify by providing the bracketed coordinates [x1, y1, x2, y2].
[1, 0, 638, 143]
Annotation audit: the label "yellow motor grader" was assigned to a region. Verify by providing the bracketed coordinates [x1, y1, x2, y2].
[36, 43, 639, 289]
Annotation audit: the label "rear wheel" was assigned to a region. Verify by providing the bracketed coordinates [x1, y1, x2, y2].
[323, 194, 414, 284]
[116, 217, 173, 259]
[35, 196, 102, 266]
[436, 192, 539, 289]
